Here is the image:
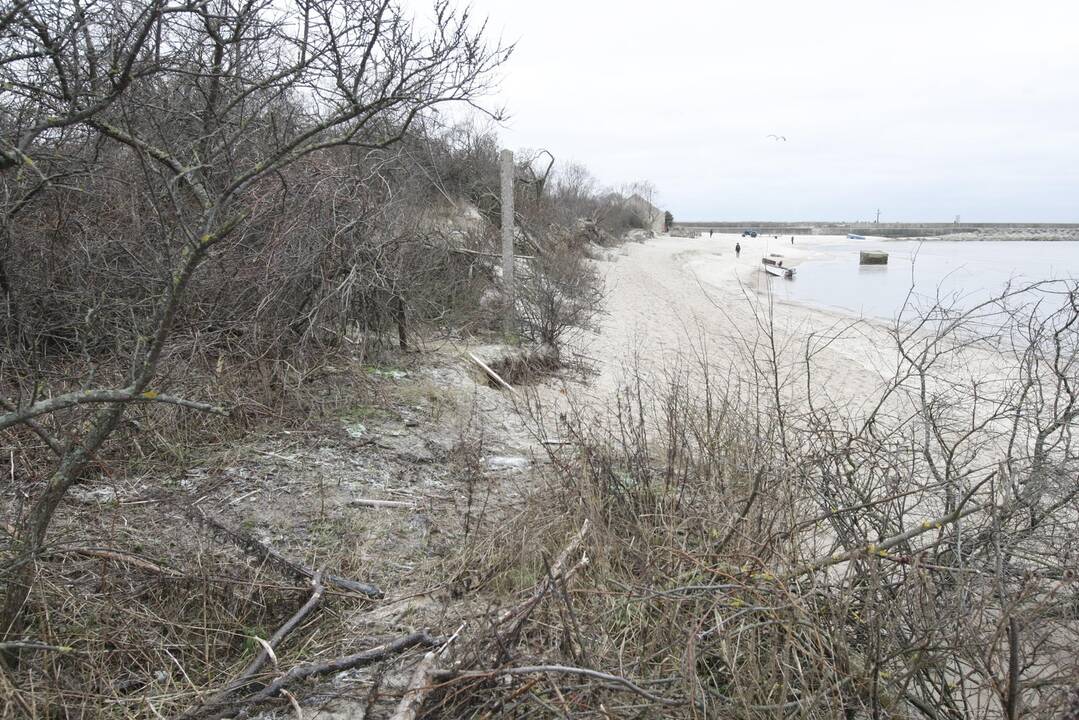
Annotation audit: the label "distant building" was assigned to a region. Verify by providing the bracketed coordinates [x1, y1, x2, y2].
[625, 193, 669, 234]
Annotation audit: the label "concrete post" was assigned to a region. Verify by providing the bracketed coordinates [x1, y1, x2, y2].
[500, 148, 515, 338]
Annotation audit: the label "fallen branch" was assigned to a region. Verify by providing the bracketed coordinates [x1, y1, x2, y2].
[0, 641, 75, 654]
[185, 572, 326, 720]
[62, 547, 184, 577]
[184, 507, 382, 598]
[390, 624, 464, 720]
[349, 497, 415, 509]
[467, 352, 519, 397]
[4, 533, 185, 577]
[231, 631, 443, 719]
[388, 525, 591, 718]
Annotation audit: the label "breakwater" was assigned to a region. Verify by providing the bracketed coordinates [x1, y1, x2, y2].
[673, 222, 1079, 238]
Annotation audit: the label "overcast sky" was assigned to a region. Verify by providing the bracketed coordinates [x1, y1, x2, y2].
[415, 1, 1079, 222]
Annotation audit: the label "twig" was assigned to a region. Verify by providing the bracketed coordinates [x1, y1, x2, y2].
[782, 499, 992, 580]
[280, 689, 303, 719]
[0, 396, 63, 456]
[228, 490, 260, 506]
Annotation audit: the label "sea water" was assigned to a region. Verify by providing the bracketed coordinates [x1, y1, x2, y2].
[765, 240, 1079, 320]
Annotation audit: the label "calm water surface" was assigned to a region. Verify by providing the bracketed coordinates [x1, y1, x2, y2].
[768, 240, 1079, 319]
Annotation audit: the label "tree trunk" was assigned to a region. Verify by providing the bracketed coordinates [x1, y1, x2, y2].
[0, 402, 125, 664]
[395, 295, 407, 350]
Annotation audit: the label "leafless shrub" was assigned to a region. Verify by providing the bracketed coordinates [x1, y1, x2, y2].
[514, 247, 604, 354]
[439, 282, 1079, 719]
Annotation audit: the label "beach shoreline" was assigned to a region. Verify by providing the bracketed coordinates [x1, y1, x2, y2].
[566, 232, 896, 411]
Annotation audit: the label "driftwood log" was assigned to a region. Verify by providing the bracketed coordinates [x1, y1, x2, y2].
[466, 344, 558, 393]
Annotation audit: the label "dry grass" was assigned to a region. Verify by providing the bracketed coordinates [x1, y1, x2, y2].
[0, 348, 437, 718]
[427, 288, 1079, 719]
[4, 271, 1077, 720]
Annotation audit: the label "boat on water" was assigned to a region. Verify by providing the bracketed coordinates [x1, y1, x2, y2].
[764, 264, 793, 278]
[762, 254, 795, 279]
[848, 233, 866, 240]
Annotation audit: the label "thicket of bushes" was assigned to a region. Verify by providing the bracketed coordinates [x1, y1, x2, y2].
[0, 0, 658, 702]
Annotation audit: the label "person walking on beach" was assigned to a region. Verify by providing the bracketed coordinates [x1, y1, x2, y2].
[735, 242, 741, 258]
[709, 229, 714, 238]
[791, 236, 794, 245]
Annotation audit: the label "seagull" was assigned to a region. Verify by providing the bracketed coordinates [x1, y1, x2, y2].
[767, 134, 788, 141]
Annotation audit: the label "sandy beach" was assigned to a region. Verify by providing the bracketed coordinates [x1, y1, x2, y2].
[570, 232, 897, 410]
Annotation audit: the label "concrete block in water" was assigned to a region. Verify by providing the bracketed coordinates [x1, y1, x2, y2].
[860, 251, 889, 265]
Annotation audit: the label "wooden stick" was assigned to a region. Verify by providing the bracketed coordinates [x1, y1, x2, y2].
[446, 246, 535, 261]
[467, 352, 520, 397]
[349, 497, 415, 509]
[65, 547, 183, 577]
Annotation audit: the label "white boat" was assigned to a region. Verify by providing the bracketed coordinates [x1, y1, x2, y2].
[763, 264, 795, 278]
[762, 255, 795, 278]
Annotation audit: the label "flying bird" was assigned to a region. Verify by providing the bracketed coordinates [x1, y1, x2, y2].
[767, 134, 788, 141]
